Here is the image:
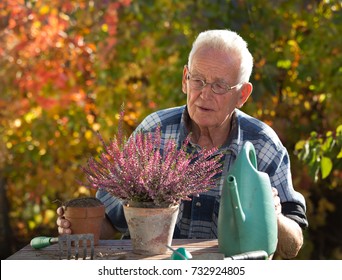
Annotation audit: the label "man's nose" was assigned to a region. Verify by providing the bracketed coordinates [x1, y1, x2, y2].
[200, 83, 214, 99]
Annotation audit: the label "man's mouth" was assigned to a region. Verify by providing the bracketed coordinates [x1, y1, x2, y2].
[197, 105, 213, 112]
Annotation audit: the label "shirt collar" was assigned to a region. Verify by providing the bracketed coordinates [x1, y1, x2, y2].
[179, 106, 242, 157]
[178, 106, 190, 146]
[223, 109, 241, 157]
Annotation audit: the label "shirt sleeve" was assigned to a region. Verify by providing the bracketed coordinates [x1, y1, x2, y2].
[282, 202, 309, 229]
[255, 140, 308, 229]
[95, 189, 128, 233]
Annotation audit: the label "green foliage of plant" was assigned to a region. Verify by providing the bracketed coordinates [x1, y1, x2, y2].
[295, 125, 342, 183]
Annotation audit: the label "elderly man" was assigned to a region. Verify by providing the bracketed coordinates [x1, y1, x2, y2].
[57, 29, 308, 259]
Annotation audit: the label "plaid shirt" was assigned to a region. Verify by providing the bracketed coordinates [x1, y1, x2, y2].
[97, 105, 307, 238]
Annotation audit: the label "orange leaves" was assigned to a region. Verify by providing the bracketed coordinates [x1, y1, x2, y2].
[1, 0, 129, 113]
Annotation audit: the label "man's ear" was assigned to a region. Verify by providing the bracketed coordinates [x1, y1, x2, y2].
[182, 65, 188, 94]
[237, 82, 253, 108]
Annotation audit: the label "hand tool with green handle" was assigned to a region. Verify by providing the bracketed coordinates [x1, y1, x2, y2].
[30, 236, 59, 249]
[30, 234, 95, 259]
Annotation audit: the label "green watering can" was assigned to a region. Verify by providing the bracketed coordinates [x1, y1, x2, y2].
[218, 141, 278, 258]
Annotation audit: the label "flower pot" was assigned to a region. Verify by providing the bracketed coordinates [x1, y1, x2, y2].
[123, 203, 179, 255]
[63, 197, 105, 245]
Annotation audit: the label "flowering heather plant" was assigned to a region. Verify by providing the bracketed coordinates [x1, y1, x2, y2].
[82, 127, 223, 207]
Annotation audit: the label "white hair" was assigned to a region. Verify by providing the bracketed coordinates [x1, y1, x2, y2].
[188, 29, 254, 83]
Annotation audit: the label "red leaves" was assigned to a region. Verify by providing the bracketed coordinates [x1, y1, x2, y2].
[1, 0, 130, 111]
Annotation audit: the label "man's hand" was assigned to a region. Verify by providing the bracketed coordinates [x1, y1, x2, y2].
[272, 188, 304, 259]
[56, 206, 72, 235]
[272, 187, 282, 215]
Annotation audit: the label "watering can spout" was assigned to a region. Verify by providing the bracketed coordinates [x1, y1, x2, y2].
[227, 175, 245, 224]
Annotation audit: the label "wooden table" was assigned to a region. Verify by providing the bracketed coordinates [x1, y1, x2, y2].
[6, 239, 220, 260]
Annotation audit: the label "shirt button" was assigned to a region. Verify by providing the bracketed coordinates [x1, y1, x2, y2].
[196, 202, 201, 207]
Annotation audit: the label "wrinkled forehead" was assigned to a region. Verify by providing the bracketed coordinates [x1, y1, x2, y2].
[190, 47, 242, 81]
[190, 47, 241, 68]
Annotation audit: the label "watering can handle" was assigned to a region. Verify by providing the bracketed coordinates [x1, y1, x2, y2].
[244, 141, 258, 170]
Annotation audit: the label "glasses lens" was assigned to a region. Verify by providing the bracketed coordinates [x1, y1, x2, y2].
[189, 79, 204, 90]
[212, 82, 228, 94]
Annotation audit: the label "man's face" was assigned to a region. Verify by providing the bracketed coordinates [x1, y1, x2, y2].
[182, 47, 244, 131]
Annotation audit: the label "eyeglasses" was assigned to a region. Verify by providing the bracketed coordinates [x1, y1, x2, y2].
[186, 67, 241, 95]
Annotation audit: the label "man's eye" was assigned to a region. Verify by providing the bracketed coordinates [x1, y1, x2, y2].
[215, 83, 226, 89]
[192, 79, 204, 86]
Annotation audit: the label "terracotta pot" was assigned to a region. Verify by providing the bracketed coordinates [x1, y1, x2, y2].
[123, 203, 179, 255]
[63, 197, 105, 245]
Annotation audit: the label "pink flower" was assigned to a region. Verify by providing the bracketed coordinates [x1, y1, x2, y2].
[82, 126, 223, 207]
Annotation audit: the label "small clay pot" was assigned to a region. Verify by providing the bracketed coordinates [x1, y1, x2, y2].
[63, 197, 105, 245]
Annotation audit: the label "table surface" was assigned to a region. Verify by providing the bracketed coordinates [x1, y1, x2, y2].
[6, 239, 221, 260]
